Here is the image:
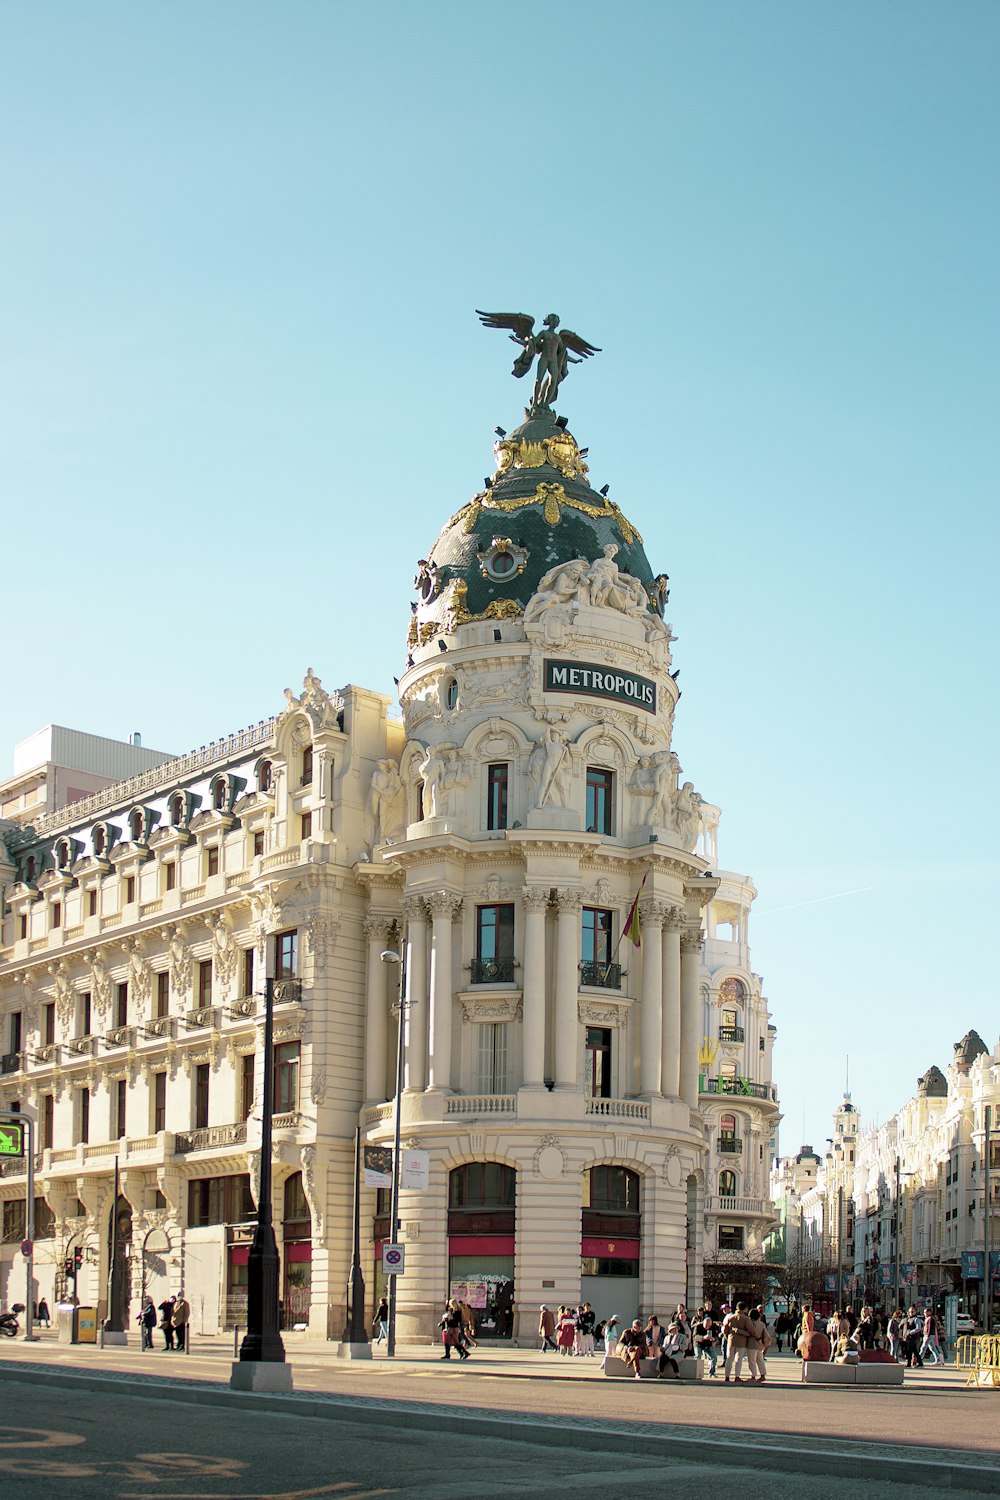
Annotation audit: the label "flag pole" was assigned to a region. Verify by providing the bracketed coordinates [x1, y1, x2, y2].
[604, 870, 648, 983]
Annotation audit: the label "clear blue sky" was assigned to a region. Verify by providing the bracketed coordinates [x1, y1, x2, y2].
[2, 1, 998, 1156]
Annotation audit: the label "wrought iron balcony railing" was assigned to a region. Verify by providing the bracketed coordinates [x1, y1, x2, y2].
[469, 958, 515, 985]
[718, 1025, 745, 1043]
[718, 1136, 743, 1154]
[702, 1075, 778, 1102]
[272, 978, 303, 1004]
[579, 961, 622, 990]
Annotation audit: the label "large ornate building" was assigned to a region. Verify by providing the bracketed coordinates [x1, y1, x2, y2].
[0, 341, 779, 1340]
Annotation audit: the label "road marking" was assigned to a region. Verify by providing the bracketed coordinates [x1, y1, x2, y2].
[121, 1485, 396, 1500]
[0, 1424, 86, 1449]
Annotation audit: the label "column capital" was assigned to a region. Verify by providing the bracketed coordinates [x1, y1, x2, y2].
[553, 888, 583, 914]
[639, 899, 671, 929]
[521, 886, 551, 913]
[401, 894, 427, 922]
[363, 912, 396, 942]
[425, 891, 463, 920]
[665, 906, 687, 931]
[680, 926, 704, 955]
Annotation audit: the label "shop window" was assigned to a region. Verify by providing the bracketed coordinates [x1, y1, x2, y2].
[584, 1026, 612, 1098]
[585, 767, 614, 835]
[448, 1163, 516, 1211]
[275, 930, 299, 979]
[486, 763, 509, 831]
[272, 1041, 300, 1114]
[585, 1166, 640, 1214]
[476, 1023, 508, 1094]
[473, 904, 514, 983]
[580, 1257, 640, 1277]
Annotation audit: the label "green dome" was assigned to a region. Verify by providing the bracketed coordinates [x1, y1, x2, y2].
[409, 408, 664, 648]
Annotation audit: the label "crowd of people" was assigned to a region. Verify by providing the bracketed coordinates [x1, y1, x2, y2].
[785, 1302, 946, 1367]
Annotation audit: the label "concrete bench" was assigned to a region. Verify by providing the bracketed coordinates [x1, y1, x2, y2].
[603, 1354, 703, 1381]
[802, 1360, 904, 1386]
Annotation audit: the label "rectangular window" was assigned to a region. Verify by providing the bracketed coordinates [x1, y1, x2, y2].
[10, 1011, 22, 1054]
[156, 971, 169, 1019]
[18, 914, 27, 941]
[301, 745, 313, 786]
[300, 811, 312, 840]
[44, 1003, 56, 1046]
[153, 1071, 167, 1133]
[79, 993, 92, 1037]
[115, 982, 128, 1028]
[273, 1041, 300, 1114]
[473, 904, 515, 982]
[115, 1077, 127, 1139]
[87, 889, 98, 917]
[125, 876, 135, 905]
[198, 960, 213, 1007]
[718, 1225, 745, 1252]
[51, 903, 62, 930]
[241, 1053, 256, 1121]
[79, 1087, 90, 1145]
[206, 846, 220, 878]
[486, 763, 509, 831]
[585, 1026, 612, 1098]
[585, 767, 614, 835]
[253, 831, 265, 858]
[2, 1201, 26, 1244]
[581, 907, 613, 965]
[187, 1174, 253, 1228]
[195, 1063, 210, 1129]
[42, 1094, 54, 1150]
[476, 1023, 508, 1094]
[242, 948, 254, 999]
[275, 930, 299, 979]
[164, 862, 176, 892]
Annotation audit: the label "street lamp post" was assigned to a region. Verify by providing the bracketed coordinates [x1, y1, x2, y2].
[380, 948, 408, 1359]
[231, 974, 293, 1392]
[336, 1125, 371, 1358]
[0, 1110, 37, 1343]
[985, 1105, 993, 1336]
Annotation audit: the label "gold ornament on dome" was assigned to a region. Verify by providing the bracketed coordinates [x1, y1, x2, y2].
[449, 483, 642, 546]
[441, 578, 523, 631]
[492, 432, 591, 481]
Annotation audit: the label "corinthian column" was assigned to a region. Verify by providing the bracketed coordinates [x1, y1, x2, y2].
[661, 909, 683, 1098]
[402, 895, 429, 1093]
[520, 888, 550, 1089]
[363, 913, 395, 1101]
[426, 892, 462, 1092]
[639, 902, 667, 1096]
[554, 889, 582, 1090]
[679, 925, 704, 1110]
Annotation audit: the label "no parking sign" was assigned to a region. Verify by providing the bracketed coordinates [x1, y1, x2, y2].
[382, 1242, 405, 1276]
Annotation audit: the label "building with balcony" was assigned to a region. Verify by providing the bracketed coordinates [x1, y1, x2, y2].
[0, 361, 783, 1341]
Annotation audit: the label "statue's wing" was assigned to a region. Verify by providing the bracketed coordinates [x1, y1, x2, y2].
[476, 310, 536, 343]
[560, 329, 601, 359]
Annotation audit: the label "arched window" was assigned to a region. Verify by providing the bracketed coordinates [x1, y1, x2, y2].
[585, 1166, 640, 1214]
[130, 810, 144, 842]
[25, 856, 36, 883]
[448, 1162, 515, 1210]
[301, 745, 313, 786]
[719, 977, 747, 1007]
[282, 1171, 311, 1241]
[169, 794, 184, 827]
[212, 777, 227, 811]
[258, 760, 273, 793]
[720, 1113, 737, 1140]
[56, 840, 71, 869]
[93, 825, 106, 857]
[719, 1170, 737, 1198]
[443, 676, 459, 711]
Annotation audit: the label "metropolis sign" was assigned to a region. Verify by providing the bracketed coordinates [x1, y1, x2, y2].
[544, 659, 657, 713]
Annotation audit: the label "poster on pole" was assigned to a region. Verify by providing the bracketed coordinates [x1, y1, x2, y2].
[363, 1145, 393, 1188]
[401, 1149, 430, 1190]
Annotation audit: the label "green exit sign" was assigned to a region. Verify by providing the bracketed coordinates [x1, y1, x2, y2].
[0, 1122, 25, 1158]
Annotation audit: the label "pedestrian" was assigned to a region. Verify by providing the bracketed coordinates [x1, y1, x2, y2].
[556, 1305, 577, 1356]
[903, 1306, 924, 1368]
[459, 1300, 478, 1348]
[538, 1304, 557, 1352]
[857, 1306, 876, 1350]
[157, 1296, 175, 1351]
[600, 1315, 620, 1369]
[747, 1306, 770, 1383]
[886, 1308, 903, 1360]
[439, 1298, 469, 1360]
[694, 1307, 718, 1377]
[920, 1307, 944, 1364]
[171, 1292, 190, 1351]
[138, 1294, 157, 1350]
[576, 1301, 596, 1355]
[618, 1318, 649, 1380]
[372, 1295, 389, 1345]
[723, 1302, 753, 1383]
[36, 1297, 50, 1329]
[773, 1310, 788, 1352]
[657, 1319, 685, 1379]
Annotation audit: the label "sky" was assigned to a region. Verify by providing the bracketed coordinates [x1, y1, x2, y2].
[2, 1, 998, 1158]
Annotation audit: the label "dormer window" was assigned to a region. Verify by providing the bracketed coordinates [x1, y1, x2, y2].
[258, 761, 273, 794]
[93, 825, 106, 857]
[130, 810, 144, 843]
[170, 794, 184, 827]
[212, 777, 227, 811]
[56, 840, 71, 869]
[25, 856, 36, 884]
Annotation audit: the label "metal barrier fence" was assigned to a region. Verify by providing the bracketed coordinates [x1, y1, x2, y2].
[958, 1334, 1000, 1387]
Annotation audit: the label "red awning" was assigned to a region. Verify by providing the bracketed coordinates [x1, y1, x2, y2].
[581, 1236, 640, 1260]
[285, 1242, 312, 1263]
[229, 1245, 249, 1266]
[448, 1235, 515, 1256]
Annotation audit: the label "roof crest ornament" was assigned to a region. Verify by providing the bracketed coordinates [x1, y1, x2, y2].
[476, 310, 600, 413]
[282, 668, 344, 731]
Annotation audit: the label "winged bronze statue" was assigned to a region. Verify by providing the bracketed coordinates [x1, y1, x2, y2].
[476, 310, 601, 412]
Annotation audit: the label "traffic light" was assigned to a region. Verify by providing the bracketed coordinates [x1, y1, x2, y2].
[73, 1247, 83, 1270]
[64, 1256, 74, 1277]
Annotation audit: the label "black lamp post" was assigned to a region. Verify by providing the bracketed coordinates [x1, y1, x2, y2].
[340, 1125, 370, 1350]
[379, 948, 407, 1359]
[233, 975, 289, 1384]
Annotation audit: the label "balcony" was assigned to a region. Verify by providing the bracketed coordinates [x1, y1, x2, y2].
[701, 1076, 778, 1102]
[705, 1194, 777, 1216]
[445, 1095, 516, 1115]
[105, 1025, 136, 1051]
[175, 1122, 248, 1154]
[585, 1097, 650, 1121]
[579, 961, 622, 990]
[33, 1044, 60, 1066]
[469, 958, 515, 985]
[229, 996, 257, 1020]
[718, 1136, 743, 1154]
[67, 1035, 97, 1058]
[1, 1051, 23, 1075]
[184, 1006, 220, 1031]
[718, 1025, 745, 1043]
[143, 1016, 176, 1039]
[272, 978, 303, 1004]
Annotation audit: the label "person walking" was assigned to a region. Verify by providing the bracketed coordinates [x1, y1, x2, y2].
[724, 1302, 753, 1383]
[158, 1296, 175, 1351]
[439, 1299, 469, 1360]
[600, 1315, 620, 1369]
[886, 1308, 904, 1360]
[372, 1295, 389, 1345]
[747, 1306, 770, 1383]
[903, 1306, 924, 1368]
[171, 1292, 190, 1351]
[138, 1295, 157, 1351]
[920, 1307, 945, 1364]
[538, 1304, 557, 1352]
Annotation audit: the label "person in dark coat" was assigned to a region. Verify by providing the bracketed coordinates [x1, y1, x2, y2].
[158, 1296, 175, 1350]
[138, 1295, 157, 1350]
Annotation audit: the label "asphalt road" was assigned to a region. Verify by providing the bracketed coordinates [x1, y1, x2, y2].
[0, 1378, 994, 1500]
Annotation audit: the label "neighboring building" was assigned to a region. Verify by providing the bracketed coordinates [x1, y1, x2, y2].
[0, 726, 174, 827]
[0, 373, 782, 1340]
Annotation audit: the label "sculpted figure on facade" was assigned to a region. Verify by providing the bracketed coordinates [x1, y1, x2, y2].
[89, 950, 113, 1020]
[530, 727, 572, 808]
[418, 744, 467, 820]
[122, 935, 152, 1017]
[282, 667, 343, 731]
[209, 911, 238, 995]
[365, 758, 404, 846]
[672, 780, 703, 851]
[49, 961, 74, 1030]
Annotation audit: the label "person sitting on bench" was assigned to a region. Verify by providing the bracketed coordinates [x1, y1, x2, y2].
[618, 1319, 649, 1379]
